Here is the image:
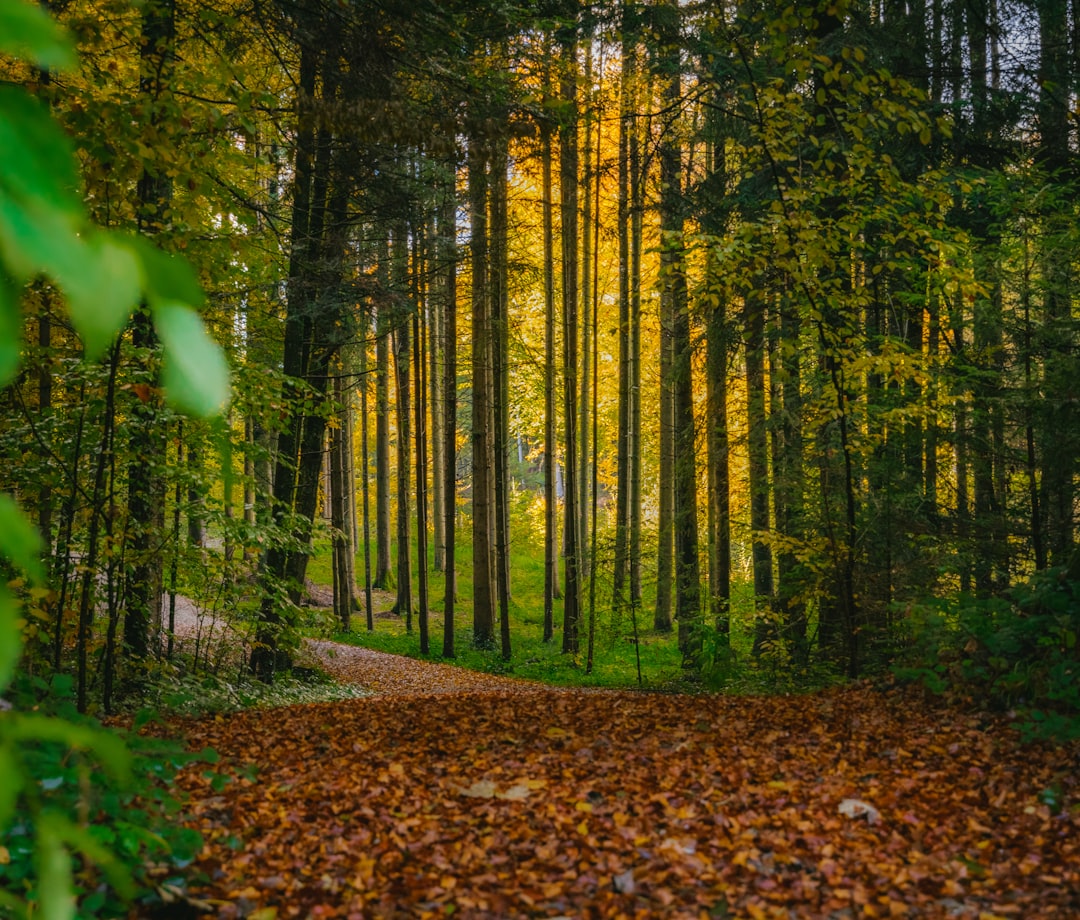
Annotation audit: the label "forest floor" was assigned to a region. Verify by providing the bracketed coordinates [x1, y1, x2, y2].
[151, 637, 1080, 920]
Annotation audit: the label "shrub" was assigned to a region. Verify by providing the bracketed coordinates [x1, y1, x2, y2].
[894, 564, 1080, 741]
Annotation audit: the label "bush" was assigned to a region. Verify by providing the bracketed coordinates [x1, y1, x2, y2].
[1, 674, 211, 918]
[894, 563, 1080, 741]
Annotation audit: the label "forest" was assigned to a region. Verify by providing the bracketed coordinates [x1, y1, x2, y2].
[1, 0, 1079, 915]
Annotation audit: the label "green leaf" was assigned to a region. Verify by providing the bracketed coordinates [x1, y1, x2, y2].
[0, 494, 44, 583]
[0, 0, 77, 70]
[0, 87, 80, 212]
[8, 715, 131, 783]
[0, 743, 21, 829]
[0, 585, 20, 695]
[35, 818, 74, 920]
[0, 276, 21, 387]
[52, 816, 135, 901]
[153, 303, 229, 417]
[0, 190, 84, 285]
[64, 236, 142, 360]
[130, 238, 205, 308]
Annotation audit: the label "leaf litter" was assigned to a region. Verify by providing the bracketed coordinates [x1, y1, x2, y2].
[147, 642, 1080, 919]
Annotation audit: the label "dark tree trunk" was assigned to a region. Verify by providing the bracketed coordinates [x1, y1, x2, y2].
[124, 0, 176, 667]
[560, 24, 582, 654]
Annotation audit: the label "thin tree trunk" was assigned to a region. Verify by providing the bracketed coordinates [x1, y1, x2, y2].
[414, 307, 430, 654]
[746, 296, 774, 659]
[360, 328, 374, 630]
[125, 0, 176, 668]
[656, 1, 699, 663]
[560, 25, 582, 654]
[612, 25, 633, 622]
[542, 36, 559, 642]
[469, 131, 495, 646]
[578, 41, 593, 564]
[392, 223, 413, 627]
[375, 274, 393, 589]
[491, 129, 513, 661]
[440, 181, 458, 657]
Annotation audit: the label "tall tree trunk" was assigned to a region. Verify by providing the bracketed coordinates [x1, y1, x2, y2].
[656, 0, 699, 662]
[745, 293, 774, 655]
[702, 115, 731, 641]
[360, 327, 375, 630]
[436, 178, 457, 652]
[1037, 0, 1074, 565]
[560, 23, 582, 654]
[125, 0, 176, 667]
[374, 267, 393, 589]
[490, 128, 513, 661]
[429, 210, 446, 574]
[613, 22, 634, 623]
[542, 48, 559, 642]
[331, 369, 356, 631]
[628, 67, 644, 611]
[469, 131, 496, 646]
[440, 181, 458, 658]
[414, 307, 430, 654]
[578, 42, 593, 566]
[253, 46, 350, 679]
[392, 223, 413, 627]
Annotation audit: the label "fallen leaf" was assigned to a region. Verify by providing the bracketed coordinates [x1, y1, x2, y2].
[838, 798, 882, 824]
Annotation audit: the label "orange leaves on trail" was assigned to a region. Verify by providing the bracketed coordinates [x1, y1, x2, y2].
[158, 648, 1080, 920]
[304, 640, 533, 696]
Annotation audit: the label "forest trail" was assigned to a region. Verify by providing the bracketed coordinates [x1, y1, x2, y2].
[158, 644, 1080, 920]
[304, 639, 544, 696]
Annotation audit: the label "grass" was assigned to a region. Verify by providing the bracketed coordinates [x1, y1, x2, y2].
[303, 502, 847, 694]
[306, 518, 690, 689]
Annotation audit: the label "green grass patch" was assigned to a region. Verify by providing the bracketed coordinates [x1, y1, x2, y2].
[304, 509, 839, 694]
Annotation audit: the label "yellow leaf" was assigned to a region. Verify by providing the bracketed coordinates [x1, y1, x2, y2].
[575, 801, 593, 813]
[456, 779, 497, 798]
[576, 820, 588, 835]
[496, 784, 530, 801]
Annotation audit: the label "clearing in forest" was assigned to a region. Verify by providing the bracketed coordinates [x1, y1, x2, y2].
[156, 644, 1079, 920]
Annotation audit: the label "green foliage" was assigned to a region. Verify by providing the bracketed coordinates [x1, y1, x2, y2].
[1, 675, 209, 919]
[137, 664, 369, 719]
[0, 6, 230, 918]
[895, 566, 1080, 741]
[696, 621, 845, 695]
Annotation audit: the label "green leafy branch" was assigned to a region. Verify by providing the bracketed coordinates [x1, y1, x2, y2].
[0, 2, 229, 917]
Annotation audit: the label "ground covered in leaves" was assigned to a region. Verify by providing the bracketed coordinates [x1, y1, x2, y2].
[154, 643, 1079, 920]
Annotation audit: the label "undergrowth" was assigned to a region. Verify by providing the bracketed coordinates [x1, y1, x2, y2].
[137, 661, 370, 719]
[894, 562, 1080, 742]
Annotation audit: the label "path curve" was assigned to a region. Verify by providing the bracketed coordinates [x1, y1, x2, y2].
[305, 639, 541, 696]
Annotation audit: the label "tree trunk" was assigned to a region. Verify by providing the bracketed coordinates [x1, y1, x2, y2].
[490, 127, 513, 661]
[656, 0, 700, 664]
[440, 181, 458, 658]
[613, 24, 634, 623]
[542, 33, 560, 643]
[374, 275, 393, 589]
[560, 24, 582, 654]
[469, 131, 496, 646]
[392, 223, 413, 627]
[124, 0, 176, 667]
[331, 370, 356, 631]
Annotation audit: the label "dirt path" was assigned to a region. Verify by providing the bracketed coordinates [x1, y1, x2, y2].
[304, 640, 537, 696]
[149, 644, 1080, 920]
